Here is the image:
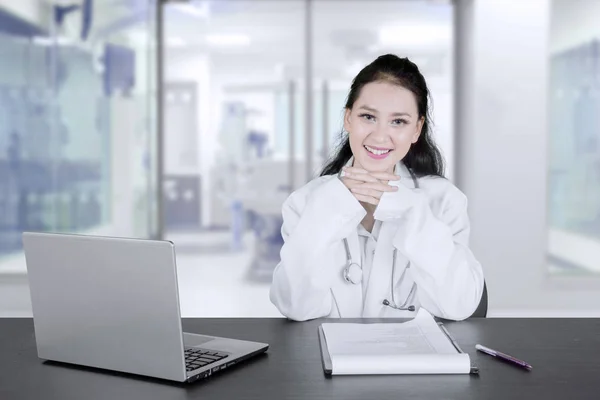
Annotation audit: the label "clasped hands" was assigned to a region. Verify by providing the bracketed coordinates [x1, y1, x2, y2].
[340, 166, 399, 210]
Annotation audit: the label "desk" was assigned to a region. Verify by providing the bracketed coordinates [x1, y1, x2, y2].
[1, 318, 599, 400]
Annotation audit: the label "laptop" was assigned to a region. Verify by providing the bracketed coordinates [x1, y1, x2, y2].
[22, 232, 269, 383]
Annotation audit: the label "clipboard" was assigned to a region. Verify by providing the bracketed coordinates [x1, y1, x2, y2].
[317, 323, 479, 375]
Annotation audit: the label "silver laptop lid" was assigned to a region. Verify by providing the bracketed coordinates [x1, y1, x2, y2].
[23, 232, 187, 382]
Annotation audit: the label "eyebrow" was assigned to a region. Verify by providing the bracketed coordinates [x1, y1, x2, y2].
[358, 105, 412, 118]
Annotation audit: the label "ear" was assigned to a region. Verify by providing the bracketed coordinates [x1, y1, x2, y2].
[343, 108, 352, 134]
[412, 117, 425, 143]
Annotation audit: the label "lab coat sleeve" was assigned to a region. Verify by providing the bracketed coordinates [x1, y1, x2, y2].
[373, 181, 484, 321]
[269, 177, 366, 321]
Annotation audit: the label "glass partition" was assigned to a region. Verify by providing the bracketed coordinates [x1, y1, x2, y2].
[0, 1, 158, 259]
[547, 0, 600, 275]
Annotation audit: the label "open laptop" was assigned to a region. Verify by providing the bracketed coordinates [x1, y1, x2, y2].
[22, 232, 269, 383]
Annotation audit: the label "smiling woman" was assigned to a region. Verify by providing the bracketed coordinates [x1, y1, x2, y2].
[347, 82, 424, 172]
[269, 54, 485, 322]
[321, 54, 444, 178]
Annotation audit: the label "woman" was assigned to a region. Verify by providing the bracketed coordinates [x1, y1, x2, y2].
[269, 54, 484, 321]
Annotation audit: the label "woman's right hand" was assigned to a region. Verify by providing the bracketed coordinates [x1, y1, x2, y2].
[340, 167, 399, 206]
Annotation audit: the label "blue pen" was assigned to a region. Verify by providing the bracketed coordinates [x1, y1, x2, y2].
[476, 344, 532, 370]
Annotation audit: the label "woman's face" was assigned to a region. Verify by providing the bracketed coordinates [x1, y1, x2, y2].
[344, 81, 423, 173]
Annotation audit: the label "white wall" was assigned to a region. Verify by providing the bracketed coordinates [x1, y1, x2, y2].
[164, 49, 210, 226]
[164, 49, 210, 170]
[457, 0, 600, 317]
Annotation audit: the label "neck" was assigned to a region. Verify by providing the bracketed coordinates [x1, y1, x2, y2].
[361, 203, 377, 216]
[361, 213, 375, 233]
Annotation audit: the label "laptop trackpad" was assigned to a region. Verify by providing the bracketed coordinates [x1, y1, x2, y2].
[183, 332, 215, 347]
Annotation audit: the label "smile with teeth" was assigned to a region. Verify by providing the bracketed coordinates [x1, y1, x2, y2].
[364, 145, 392, 155]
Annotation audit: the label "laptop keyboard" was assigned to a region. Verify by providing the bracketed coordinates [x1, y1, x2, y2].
[184, 348, 229, 372]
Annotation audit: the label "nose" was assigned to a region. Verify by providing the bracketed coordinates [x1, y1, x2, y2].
[369, 123, 390, 143]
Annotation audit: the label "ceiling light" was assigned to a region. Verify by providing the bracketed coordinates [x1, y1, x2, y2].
[206, 34, 250, 46]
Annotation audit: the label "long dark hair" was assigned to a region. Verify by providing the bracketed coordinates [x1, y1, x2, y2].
[320, 54, 445, 178]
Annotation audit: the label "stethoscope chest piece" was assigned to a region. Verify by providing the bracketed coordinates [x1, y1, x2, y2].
[343, 262, 362, 284]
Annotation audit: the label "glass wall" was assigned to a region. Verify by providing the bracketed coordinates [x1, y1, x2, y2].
[547, 0, 600, 275]
[0, 31, 51, 255]
[0, 2, 158, 263]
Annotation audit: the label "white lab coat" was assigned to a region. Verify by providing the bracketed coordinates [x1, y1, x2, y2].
[269, 161, 485, 322]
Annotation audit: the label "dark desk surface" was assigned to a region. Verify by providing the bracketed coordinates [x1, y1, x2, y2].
[1, 318, 599, 400]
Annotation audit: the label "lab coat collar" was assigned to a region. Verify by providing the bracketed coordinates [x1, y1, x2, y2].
[357, 223, 370, 238]
[394, 161, 415, 182]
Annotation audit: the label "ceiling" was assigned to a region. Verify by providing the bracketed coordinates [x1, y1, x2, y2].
[49, 0, 453, 81]
[161, 0, 453, 80]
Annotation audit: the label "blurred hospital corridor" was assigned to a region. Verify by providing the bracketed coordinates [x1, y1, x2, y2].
[2, 0, 600, 319]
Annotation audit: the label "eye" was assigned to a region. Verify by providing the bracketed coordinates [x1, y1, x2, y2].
[358, 113, 375, 121]
[392, 119, 408, 126]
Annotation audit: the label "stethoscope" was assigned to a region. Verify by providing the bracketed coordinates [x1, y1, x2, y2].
[340, 166, 419, 312]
